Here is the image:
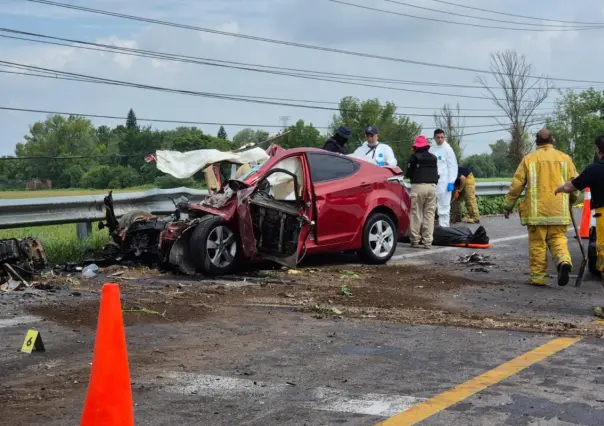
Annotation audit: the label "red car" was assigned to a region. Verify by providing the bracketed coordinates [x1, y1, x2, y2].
[159, 146, 411, 275]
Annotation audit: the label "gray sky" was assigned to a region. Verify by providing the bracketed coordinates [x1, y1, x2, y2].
[1, 0, 604, 157]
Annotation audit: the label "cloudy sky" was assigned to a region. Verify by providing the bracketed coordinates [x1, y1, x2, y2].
[1, 0, 604, 157]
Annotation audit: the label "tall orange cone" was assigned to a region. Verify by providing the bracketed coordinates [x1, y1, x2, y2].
[81, 283, 134, 426]
[580, 187, 591, 238]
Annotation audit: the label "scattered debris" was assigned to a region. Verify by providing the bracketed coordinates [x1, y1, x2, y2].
[81, 264, 99, 278]
[313, 304, 343, 315]
[287, 269, 301, 275]
[340, 286, 352, 297]
[457, 253, 495, 267]
[0, 237, 47, 291]
[340, 270, 360, 280]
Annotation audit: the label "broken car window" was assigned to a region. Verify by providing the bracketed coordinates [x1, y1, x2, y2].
[306, 153, 360, 183]
[264, 157, 304, 201]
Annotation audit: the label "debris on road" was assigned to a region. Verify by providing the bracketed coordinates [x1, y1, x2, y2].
[0, 237, 47, 291]
[81, 264, 99, 278]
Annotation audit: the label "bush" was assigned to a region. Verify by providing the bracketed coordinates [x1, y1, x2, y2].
[80, 165, 142, 189]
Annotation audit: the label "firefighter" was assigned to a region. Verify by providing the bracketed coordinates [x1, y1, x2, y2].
[451, 166, 480, 224]
[555, 134, 604, 316]
[503, 129, 580, 287]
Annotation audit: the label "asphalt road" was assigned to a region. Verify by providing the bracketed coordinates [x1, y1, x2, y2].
[1, 212, 604, 426]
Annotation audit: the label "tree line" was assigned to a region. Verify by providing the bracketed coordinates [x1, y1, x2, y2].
[2, 49, 603, 189]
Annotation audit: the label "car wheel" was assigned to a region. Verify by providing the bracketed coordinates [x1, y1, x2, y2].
[189, 216, 238, 275]
[359, 213, 397, 264]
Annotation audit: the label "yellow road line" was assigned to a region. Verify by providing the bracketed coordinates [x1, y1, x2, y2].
[376, 337, 582, 426]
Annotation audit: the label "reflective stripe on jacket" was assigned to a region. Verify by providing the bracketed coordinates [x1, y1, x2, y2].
[504, 144, 579, 226]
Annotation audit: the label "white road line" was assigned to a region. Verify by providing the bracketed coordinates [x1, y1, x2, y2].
[0, 315, 39, 329]
[148, 372, 424, 417]
[391, 233, 527, 261]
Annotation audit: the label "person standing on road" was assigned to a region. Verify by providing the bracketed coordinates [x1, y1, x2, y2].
[555, 134, 604, 316]
[429, 129, 458, 227]
[451, 166, 480, 224]
[405, 135, 438, 249]
[351, 125, 397, 167]
[504, 128, 579, 287]
[323, 126, 351, 154]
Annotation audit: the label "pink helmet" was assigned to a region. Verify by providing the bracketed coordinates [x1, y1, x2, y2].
[413, 135, 429, 149]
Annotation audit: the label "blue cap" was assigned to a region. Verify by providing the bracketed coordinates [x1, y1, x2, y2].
[365, 125, 378, 135]
[336, 126, 352, 139]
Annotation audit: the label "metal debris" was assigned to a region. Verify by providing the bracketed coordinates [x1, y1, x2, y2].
[457, 252, 495, 266]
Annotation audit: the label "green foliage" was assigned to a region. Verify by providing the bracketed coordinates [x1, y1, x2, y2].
[477, 196, 506, 215]
[217, 125, 228, 140]
[281, 119, 324, 148]
[331, 96, 422, 168]
[546, 88, 604, 171]
[462, 154, 497, 178]
[232, 128, 270, 147]
[80, 165, 141, 189]
[126, 108, 138, 131]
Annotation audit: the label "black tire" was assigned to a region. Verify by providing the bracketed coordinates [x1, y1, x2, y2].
[189, 216, 238, 275]
[359, 212, 397, 264]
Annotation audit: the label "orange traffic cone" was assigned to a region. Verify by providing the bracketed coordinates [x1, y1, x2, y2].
[81, 283, 134, 426]
[580, 187, 591, 238]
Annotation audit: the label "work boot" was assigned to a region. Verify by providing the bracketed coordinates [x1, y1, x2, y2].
[466, 218, 480, 224]
[422, 244, 431, 249]
[557, 262, 571, 287]
[410, 242, 420, 249]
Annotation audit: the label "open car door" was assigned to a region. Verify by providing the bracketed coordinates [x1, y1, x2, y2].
[246, 155, 313, 269]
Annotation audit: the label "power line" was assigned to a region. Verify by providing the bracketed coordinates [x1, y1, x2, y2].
[376, 0, 600, 28]
[24, 0, 604, 85]
[330, 0, 604, 32]
[0, 61, 555, 119]
[1, 28, 586, 92]
[428, 0, 604, 26]
[0, 105, 545, 130]
[0, 31, 562, 103]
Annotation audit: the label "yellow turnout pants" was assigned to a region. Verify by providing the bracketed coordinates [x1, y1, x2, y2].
[451, 173, 479, 223]
[595, 207, 604, 272]
[527, 225, 572, 285]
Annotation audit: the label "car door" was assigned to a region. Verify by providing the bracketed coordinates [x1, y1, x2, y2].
[306, 152, 368, 248]
[247, 154, 313, 268]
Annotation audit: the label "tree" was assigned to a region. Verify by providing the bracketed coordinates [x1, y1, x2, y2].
[217, 125, 228, 140]
[433, 103, 464, 160]
[331, 96, 422, 168]
[232, 128, 270, 147]
[463, 154, 496, 178]
[126, 108, 139, 131]
[476, 49, 552, 166]
[488, 139, 514, 177]
[281, 120, 324, 149]
[15, 115, 99, 185]
[546, 88, 604, 171]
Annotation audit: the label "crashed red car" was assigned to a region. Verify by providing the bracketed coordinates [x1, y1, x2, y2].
[162, 146, 411, 275]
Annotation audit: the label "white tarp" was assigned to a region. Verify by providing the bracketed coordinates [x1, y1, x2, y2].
[156, 147, 270, 179]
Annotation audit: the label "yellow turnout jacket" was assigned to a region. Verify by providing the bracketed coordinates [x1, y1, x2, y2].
[503, 144, 579, 226]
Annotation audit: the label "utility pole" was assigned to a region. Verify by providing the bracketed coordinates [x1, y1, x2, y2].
[279, 116, 290, 131]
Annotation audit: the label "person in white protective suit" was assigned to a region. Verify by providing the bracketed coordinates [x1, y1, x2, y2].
[351, 125, 397, 167]
[429, 128, 458, 227]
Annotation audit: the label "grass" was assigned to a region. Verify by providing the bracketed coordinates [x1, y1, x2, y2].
[0, 185, 154, 199]
[0, 222, 111, 265]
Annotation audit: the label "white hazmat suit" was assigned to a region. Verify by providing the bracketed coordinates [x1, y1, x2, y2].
[429, 141, 458, 227]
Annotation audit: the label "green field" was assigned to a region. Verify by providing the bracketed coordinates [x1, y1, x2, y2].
[0, 223, 110, 265]
[0, 185, 154, 199]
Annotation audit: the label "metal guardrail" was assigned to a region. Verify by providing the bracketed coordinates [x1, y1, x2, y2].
[0, 182, 511, 239]
[0, 187, 209, 238]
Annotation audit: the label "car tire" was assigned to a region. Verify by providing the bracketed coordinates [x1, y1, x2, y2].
[359, 212, 397, 264]
[189, 216, 238, 275]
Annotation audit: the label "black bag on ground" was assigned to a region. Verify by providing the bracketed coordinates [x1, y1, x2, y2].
[432, 225, 490, 246]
